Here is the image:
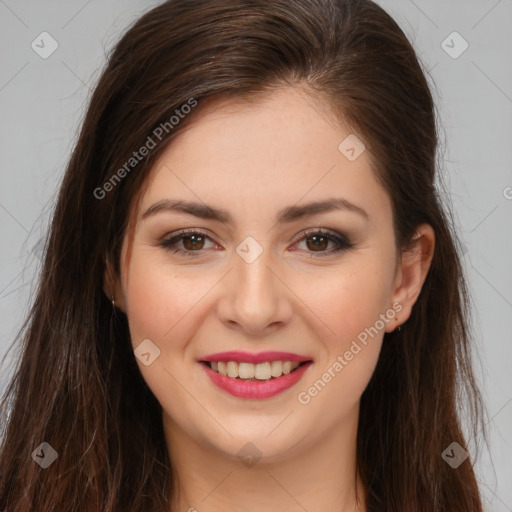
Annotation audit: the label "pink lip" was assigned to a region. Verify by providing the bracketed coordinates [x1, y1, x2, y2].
[200, 361, 313, 399]
[200, 351, 312, 364]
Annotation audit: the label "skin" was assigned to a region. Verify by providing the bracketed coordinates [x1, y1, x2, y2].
[108, 86, 434, 512]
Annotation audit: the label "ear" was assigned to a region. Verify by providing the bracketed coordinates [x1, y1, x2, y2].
[103, 256, 126, 312]
[385, 223, 435, 332]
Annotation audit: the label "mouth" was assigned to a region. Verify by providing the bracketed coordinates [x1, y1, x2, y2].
[200, 360, 310, 381]
[198, 351, 313, 399]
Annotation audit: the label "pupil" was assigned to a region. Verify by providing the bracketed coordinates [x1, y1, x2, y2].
[307, 235, 327, 251]
[184, 235, 203, 250]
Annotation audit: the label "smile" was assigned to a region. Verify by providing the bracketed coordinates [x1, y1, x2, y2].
[205, 360, 305, 380]
[199, 351, 313, 399]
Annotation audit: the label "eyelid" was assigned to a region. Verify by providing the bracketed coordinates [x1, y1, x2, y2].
[292, 228, 353, 256]
[160, 228, 220, 251]
[159, 227, 353, 257]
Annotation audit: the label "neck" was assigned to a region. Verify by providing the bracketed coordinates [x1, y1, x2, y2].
[164, 406, 366, 512]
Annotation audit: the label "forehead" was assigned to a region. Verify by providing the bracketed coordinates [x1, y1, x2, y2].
[120, 86, 394, 272]
[139, 87, 385, 211]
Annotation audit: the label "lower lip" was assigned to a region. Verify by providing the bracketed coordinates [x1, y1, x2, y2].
[200, 361, 313, 399]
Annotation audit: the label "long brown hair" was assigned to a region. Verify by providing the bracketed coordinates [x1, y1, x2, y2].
[0, 0, 485, 510]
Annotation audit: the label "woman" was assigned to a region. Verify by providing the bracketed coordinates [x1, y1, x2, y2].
[0, 0, 485, 510]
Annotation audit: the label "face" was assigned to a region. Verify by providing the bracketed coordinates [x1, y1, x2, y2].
[113, 86, 407, 462]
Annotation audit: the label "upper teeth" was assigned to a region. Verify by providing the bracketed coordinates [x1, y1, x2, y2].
[210, 361, 301, 380]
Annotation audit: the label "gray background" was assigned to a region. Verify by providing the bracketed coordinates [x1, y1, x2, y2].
[0, 0, 510, 510]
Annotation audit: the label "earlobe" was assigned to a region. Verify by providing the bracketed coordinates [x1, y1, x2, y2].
[386, 224, 435, 331]
[103, 257, 126, 312]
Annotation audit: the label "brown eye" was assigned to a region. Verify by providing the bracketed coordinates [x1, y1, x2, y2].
[160, 230, 216, 256]
[182, 234, 206, 251]
[160, 228, 353, 258]
[294, 229, 353, 257]
[305, 234, 330, 252]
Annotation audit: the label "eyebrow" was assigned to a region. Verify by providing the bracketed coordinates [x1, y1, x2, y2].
[141, 197, 370, 224]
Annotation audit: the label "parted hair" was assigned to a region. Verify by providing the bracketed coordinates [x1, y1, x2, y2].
[0, 0, 485, 510]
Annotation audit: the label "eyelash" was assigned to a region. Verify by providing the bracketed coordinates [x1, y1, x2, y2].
[159, 228, 353, 258]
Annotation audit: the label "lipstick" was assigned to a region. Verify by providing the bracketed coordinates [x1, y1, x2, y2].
[199, 351, 313, 399]
[201, 350, 311, 364]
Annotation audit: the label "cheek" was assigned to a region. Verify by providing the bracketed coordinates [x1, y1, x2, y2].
[295, 254, 395, 407]
[122, 249, 207, 344]
[308, 256, 395, 343]
[121, 252, 208, 415]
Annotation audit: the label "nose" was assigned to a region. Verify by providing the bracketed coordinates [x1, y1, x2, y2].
[216, 248, 293, 336]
